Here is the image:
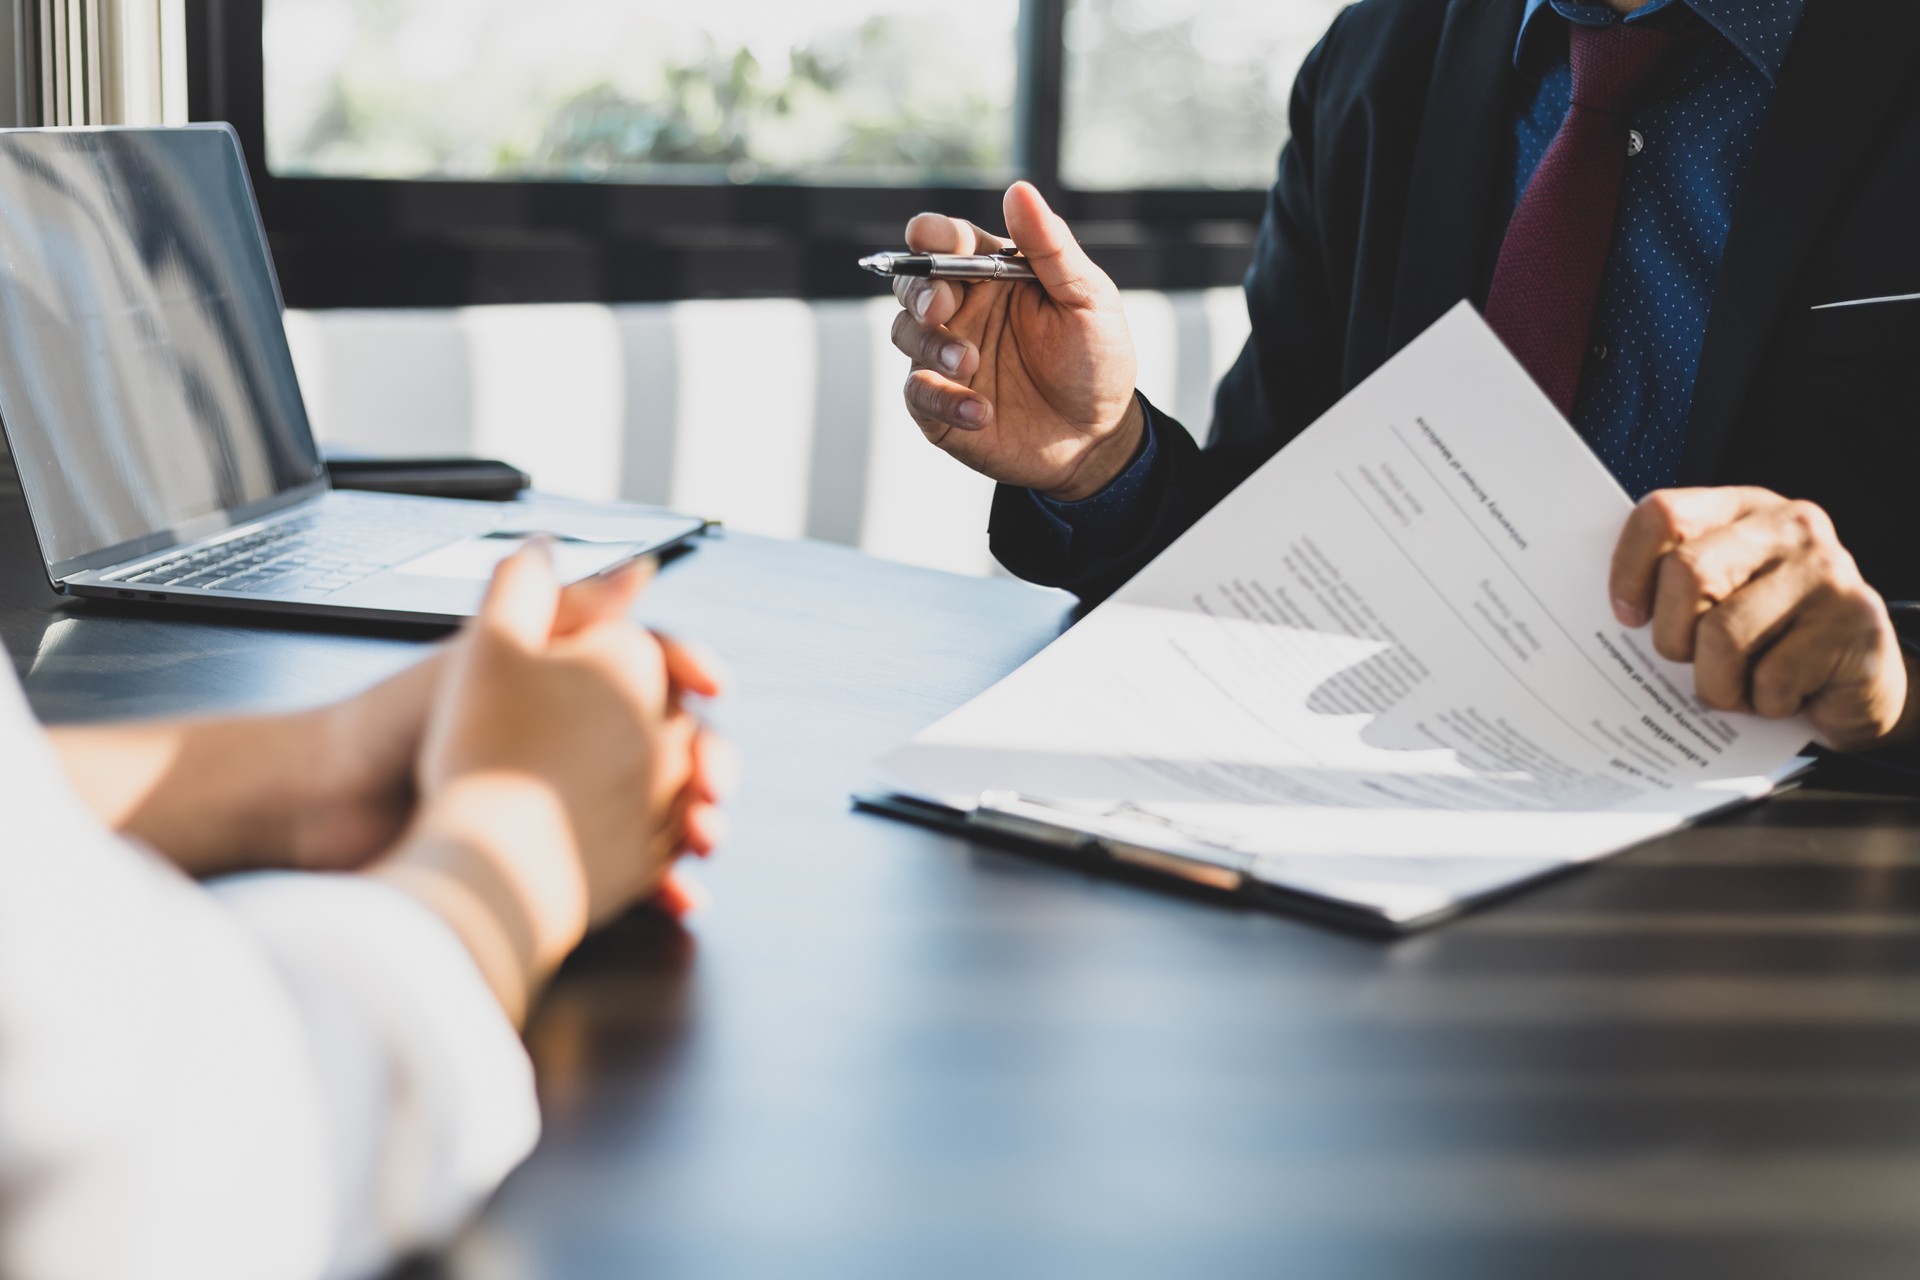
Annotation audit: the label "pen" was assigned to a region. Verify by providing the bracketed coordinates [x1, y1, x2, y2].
[859, 251, 1037, 282]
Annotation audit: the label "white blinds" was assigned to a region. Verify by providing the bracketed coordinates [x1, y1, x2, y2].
[26, 0, 186, 126]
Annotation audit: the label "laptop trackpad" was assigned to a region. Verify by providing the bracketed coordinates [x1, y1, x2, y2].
[330, 535, 643, 617]
[393, 535, 642, 583]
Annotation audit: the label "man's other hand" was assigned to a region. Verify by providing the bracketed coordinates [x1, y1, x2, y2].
[1610, 487, 1920, 751]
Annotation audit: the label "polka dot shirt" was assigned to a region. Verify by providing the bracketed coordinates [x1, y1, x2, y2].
[1510, 0, 1808, 497]
[1032, 0, 1809, 551]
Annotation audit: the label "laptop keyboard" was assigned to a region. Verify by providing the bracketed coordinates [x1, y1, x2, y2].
[118, 501, 496, 596]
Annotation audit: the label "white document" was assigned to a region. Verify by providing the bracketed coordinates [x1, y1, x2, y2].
[883, 303, 1812, 925]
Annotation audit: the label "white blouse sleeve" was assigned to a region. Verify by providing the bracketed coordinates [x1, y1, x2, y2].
[211, 872, 542, 1280]
[0, 670, 539, 1280]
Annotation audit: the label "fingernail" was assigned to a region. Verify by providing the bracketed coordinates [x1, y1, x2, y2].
[911, 285, 931, 320]
[658, 868, 712, 919]
[956, 400, 986, 427]
[704, 736, 742, 801]
[680, 806, 728, 858]
[938, 342, 965, 373]
[1613, 598, 1646, 627]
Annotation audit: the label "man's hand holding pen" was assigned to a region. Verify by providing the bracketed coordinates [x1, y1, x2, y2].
[886, 180, 1147, 503]
[885, 181, 1920, 755]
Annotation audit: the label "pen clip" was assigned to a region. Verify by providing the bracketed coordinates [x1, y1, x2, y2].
[969, 791, 1095, 850]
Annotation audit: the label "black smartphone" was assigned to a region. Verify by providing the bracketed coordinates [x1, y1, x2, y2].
[325, 457, 532, 501]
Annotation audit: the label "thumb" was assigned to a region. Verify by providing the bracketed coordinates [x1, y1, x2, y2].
[1003, 180, 1114, 313]
[553, 555, 656, 637]
[477, 541, 561, 650]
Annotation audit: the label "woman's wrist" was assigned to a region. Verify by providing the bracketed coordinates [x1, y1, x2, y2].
[51, 711, 340, 877]
[193, 707, 373, 873]
[374, 851, 538, 1026]
[372, 773, 589, 1024]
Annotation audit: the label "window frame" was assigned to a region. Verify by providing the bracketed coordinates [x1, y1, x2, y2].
[188, 0, 1269, 308]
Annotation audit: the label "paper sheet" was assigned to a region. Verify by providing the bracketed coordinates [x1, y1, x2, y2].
[884, 304, 1811, 917]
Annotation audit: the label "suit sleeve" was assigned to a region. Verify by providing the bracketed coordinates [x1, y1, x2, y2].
[988, 15, 1351, 602]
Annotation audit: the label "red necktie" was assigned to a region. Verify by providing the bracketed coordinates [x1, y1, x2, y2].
[1484, 20, 1689, 417]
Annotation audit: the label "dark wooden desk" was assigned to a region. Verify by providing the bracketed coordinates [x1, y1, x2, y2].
[7, 480, 1920, 1280]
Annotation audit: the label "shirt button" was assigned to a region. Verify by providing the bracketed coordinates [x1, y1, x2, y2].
[1627, 129, 1645, 157]
[1590, 341, 1611, 362]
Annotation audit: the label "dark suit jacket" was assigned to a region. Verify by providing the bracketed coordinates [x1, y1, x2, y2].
[990, 0, 1920, 605]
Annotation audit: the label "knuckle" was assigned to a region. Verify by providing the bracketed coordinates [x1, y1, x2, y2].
[1816, 546, 1865, 592]
[892, 317, 933, 364]
[631, 622, 665, 656]
[1652, 629, 1692, 663]
[1750, 664, 1797, 718]
[904, 212, 942, 248]
[1637, 489, 1687, 539]
[1663, 547, 1711, 597]
[1695, 609, 1742, 656]
[903, 371, 951, 422]
[1801, 545, 1841, 582]
[1835, 583, 1885, 630]
[1696, 677, 1742, 713]
[1785, 498, 1835, 545]
[902, 372, 930, 413]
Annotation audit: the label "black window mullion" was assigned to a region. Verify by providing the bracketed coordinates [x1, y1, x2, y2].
[1014, 0, 1066, 197]
[183, 0, 1259, 306]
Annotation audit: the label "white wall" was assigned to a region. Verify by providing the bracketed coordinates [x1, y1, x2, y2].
[284, 289, 1252, 577]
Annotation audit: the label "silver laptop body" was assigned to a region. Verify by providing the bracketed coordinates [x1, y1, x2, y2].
[0, 124, 704, 626]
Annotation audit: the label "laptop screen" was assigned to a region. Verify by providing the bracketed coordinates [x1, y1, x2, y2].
[0, 126, 324, 572]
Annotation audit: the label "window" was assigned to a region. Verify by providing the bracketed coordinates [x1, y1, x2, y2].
[1061, 0, 1344, 190]
[264, 0, 1022, 187]
[191, 0, 1290, 307]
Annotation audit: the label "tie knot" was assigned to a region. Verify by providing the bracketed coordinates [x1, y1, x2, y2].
[1567, 19, 1686, 115]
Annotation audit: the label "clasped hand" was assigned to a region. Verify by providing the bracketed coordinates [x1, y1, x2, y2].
[55, 544, 732, 913]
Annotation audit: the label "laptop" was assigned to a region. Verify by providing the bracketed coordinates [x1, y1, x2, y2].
[0, 124, 706, 626]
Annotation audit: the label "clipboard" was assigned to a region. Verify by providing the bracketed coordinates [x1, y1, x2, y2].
[865, 310, 1823, 938]
[853, 761, 1813, 936]
[854, 791, 1536, 934]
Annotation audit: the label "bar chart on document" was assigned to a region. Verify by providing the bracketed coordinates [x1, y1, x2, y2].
[883, 304, 1812, 922]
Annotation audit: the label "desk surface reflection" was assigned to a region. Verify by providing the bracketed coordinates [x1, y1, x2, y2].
[6, 478, 1920, 1280]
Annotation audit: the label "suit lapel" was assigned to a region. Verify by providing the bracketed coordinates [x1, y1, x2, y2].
[1386, 0, 1525, 355]
[1678, 0, 1920, 484]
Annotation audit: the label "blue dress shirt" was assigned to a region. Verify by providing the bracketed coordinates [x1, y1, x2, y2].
[1031, 0, 1806, 551]
[1512, 0, 1806, 496]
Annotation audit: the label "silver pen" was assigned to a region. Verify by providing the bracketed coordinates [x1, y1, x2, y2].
[859, 251, 1037, 281]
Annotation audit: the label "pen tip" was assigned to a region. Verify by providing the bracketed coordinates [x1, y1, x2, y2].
[858, 253, 890, 275]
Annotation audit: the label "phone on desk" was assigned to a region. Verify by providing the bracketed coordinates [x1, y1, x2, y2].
[325, 457, 532, 502]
